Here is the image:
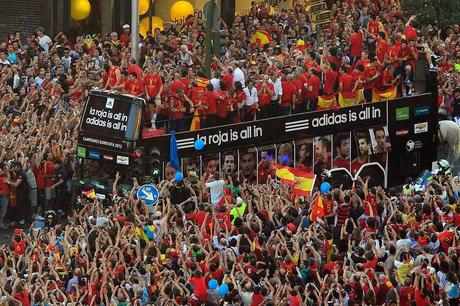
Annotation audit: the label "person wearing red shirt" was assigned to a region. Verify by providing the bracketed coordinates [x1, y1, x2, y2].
[294, 71, 308, 113]
[127, 59, 143, 81]
[189, 270, 208, 303]
[349, 25, 364, 63]
[288, 289, 301, 306]
[104, 57, 121, 89]
[256, 76, 274, 119]
[375, 32, 389, 64]
[124, 72, 144, 96]
[339, 67, 356, 97]
[170, 73, 187, 96]
[13, 285, 30, 306]
[280, 74, 297, 116]
[322, 62, 339, 96]
[378, 65, 399, 91]
[231, 81, 246, 123]
[170, 87, 193, 132]
[400, 281, 415, 306]
[216, 84, 233, 125]
[204, 83, 218, 127]
[120, 24, 131, 47]
[354, 51, 371, 70]
[414, 274, 431, 306]
[0, 164, 9, 229]
[216, 206, 232, 231]
[42, 153, 56, 211]
[251, 287, 264, 306]
[221, 67, 234, 92]
[405, 15, 419, 42]
[363, 58, 381, 102]
[306, 68, 321, 110]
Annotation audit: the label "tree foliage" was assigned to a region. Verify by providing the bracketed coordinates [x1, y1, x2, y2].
[401, 0, 460, 28]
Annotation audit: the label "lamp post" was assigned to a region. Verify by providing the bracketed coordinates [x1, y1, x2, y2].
[131, 0, 140, 62]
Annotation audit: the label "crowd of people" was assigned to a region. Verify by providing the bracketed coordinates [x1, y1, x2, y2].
[0, 0, 459, 304]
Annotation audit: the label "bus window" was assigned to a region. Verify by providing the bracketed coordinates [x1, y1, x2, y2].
[276, 143, 294, 167]
[203, 153, 219, 178]
[332, 132, 351, 171]
[238, 149, 257, 184]
[314, 136, 332, 179]
[222, 150, 238, 179]
[294, 138, 313, 173]
[257, 145, 276, 184]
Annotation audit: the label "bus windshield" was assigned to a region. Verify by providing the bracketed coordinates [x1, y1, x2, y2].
[80, 94, 142, 141]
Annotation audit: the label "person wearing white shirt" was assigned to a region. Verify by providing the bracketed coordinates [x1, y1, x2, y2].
[36, 27, 52, 54]
[232, 62, 245, 86]
[242, 80, 258, 121]
[210, 71, 221, 91]
[179, 45, 193, 66]
[205, 172, 225, 209]
[268, 72, 283, 117]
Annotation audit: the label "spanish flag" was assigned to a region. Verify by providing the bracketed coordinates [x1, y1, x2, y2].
[317, 95, 337, 110]
[190, 110, 200, 131]
[338, 90, 365, 107]
[82, 189, 96, 200]
[250, 30, 273, 47]
[275, 165, 316, 196]
[310, 195, 324, 222]
[196, 77, 209, 88]
[372, 86, 397, 102]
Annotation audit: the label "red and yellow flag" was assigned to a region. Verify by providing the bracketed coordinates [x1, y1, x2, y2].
[338, 90, 365, 107]
[317, 95, 337, 110]
[250, 30, 273, 47]
[190, 110, 200, 131]
[310, 195, 324, 222]
[275, 165, 316, 196]
[82, 189, 96, 200]
[196, 77, 209, 88]
[372, 86, 397, 102]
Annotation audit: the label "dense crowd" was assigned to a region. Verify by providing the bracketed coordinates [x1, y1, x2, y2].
[0, 0, 459, 304]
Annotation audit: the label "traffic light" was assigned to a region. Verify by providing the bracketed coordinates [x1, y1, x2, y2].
[132, 147, 145, 177]
[144, 146, 161, 177]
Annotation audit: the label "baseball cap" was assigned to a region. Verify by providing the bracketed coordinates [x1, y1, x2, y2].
[287, 223, 296, 233]
[122, 24, 130, 29]
[155, 211, 162, 218]
[236, 197, 244, 205]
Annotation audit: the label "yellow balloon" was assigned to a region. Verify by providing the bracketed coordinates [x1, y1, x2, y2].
[170, 1, 194, 21]
[140, 16, 164, 33]
[71, 0, 91, 21]
[139, 0, 149, 15]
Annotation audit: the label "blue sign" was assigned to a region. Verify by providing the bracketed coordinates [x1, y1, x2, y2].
[137, 184, 159, 206]
[88, 150, 101, 160]
[414, 105, 430, 117]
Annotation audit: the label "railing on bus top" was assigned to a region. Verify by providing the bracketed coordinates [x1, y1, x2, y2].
[151, 91, 424, 134]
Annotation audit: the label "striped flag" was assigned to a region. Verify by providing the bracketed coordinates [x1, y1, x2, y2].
[196, 77, 209, 88]
[317, 95, 337, 110]
[250, 30, 273, 47]
[275, 165, 316, 196]
[338, 89, 365, 107]
[372, 86, 397, 102]
[310, 195, 324, 222]
[82, 189, 96, 200]
[190, 110, 200, 131]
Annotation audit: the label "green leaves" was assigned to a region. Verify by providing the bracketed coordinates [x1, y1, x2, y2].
[401, 0, 460, 28]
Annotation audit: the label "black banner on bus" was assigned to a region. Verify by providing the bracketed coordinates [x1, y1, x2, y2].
[155, 102, 387, 155]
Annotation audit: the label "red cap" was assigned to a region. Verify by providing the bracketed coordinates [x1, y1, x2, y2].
[116, 215, 125, 222]
[14, 229, 22, 235]
[287, 223, 296, 233]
